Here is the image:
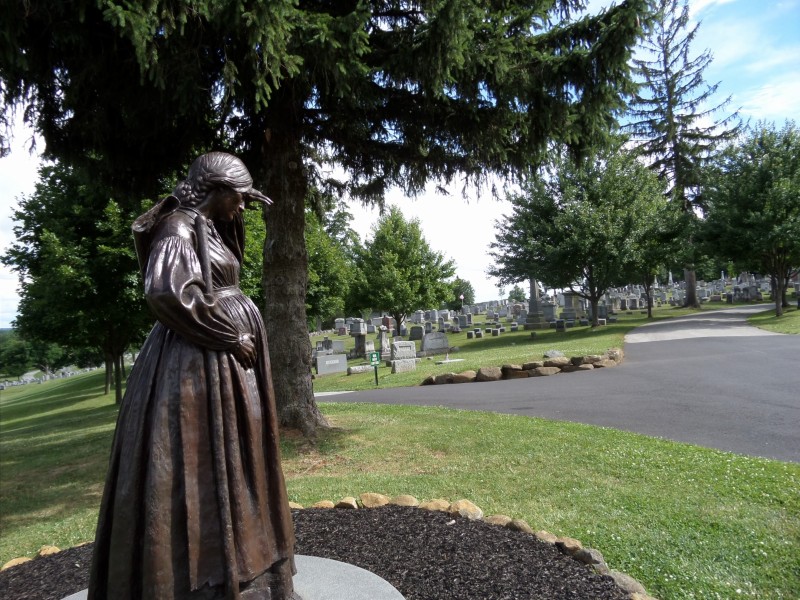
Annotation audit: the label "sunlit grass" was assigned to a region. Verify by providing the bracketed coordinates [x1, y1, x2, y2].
[0, 373, 118, 561]
[282, 403, 799, 600]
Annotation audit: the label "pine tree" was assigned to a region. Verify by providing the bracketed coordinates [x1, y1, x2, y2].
[2, 0, 649, 435]
[625, 0, 739, 308]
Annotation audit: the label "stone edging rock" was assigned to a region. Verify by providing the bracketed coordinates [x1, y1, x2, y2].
[289, 493, 656, 600]
[420, 347, 624, 386]
[1, 491, 655, 599]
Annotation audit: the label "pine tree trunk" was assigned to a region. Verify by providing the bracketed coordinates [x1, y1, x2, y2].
[683, 268, 701, 308]
[261, 123, 329, 438]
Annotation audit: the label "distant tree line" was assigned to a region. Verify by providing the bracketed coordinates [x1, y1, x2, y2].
[2, 166, 475, 389]
[0, 330, 102, 379]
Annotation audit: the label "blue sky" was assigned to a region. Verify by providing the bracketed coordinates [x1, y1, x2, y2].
[1, 0, 799, 327]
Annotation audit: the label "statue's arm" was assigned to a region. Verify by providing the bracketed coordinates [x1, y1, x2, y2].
[144, 234, 243, 351]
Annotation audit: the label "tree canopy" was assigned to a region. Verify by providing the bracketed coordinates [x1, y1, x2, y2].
[1, 163, 152, 401]
[508, 285, 527, 303]
[445, 277, 476, 312]
[351, 207, 455, 330]
[0, 331, 75, 379]
[305, 211, 354, 330]
[2, 0, 650, 435]
[490, 141, 669, 324]
[703, 121, 800, 317]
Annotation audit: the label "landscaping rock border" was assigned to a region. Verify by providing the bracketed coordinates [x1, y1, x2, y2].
[420, 348, 625, 386]
[1, 491, 655, 600]
[288, 493, 656, 600]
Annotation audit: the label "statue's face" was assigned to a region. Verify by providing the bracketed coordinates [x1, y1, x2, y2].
[209, 188, 245, 222]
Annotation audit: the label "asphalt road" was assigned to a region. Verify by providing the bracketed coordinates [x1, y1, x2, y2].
[318, 305, 800, 463]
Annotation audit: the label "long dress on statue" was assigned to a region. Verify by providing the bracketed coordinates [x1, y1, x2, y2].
[89, 204, 295, 600]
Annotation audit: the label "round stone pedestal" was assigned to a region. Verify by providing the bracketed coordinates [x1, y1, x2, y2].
[62, 555, 405, 600]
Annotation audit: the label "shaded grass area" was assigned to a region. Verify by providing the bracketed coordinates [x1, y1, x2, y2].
[0, 373, 119, 562]
[747, 304, 800, 334]
[2, 373, 798, 599]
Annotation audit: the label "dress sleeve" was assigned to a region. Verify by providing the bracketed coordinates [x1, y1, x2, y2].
[144, 235, 242, 350]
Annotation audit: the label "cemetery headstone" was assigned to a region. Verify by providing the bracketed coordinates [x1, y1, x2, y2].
[376, 327, 390, 358]
[389, 340, 417, 373]
[420, 331, 450, 355]
[316, 354, 348, 375]
[390, 340, 417, 361]
[542, 303, 557, 322]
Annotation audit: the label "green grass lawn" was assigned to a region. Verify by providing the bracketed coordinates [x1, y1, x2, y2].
[1, 300, 798, 599]
[747, 304, 800, 334]
[0, 373, 118, 563]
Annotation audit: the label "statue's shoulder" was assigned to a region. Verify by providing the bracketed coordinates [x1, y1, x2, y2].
[133, 198, 201, 272]
[133, 196, 196, 241]
[154, 208, 196, 242]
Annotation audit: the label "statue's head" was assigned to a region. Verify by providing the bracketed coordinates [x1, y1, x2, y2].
[174, 152, 271, 208]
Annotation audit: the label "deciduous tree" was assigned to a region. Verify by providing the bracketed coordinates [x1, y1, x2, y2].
[305, 211, 354, 331]
[351, 207, 455, 330]
[508, 285, 527, 304]
[1, 163, 152, 402]
[445, 277, 476, 312]
[703, 121, 800, 317]
[491, 142, 668, 324]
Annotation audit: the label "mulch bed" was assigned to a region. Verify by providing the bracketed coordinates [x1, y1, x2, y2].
[0, 506, 628, 600]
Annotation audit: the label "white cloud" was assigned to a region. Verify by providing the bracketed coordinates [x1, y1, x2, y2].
[348, 179, 513, 305]
[743, 45, 800, 74]
[689, 0, 738, 20]
[698, 18, 755, 69]
[736, 77, 800, 122]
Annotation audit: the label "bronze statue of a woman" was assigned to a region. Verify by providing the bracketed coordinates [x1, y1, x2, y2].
[89, 152, 297, 599]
